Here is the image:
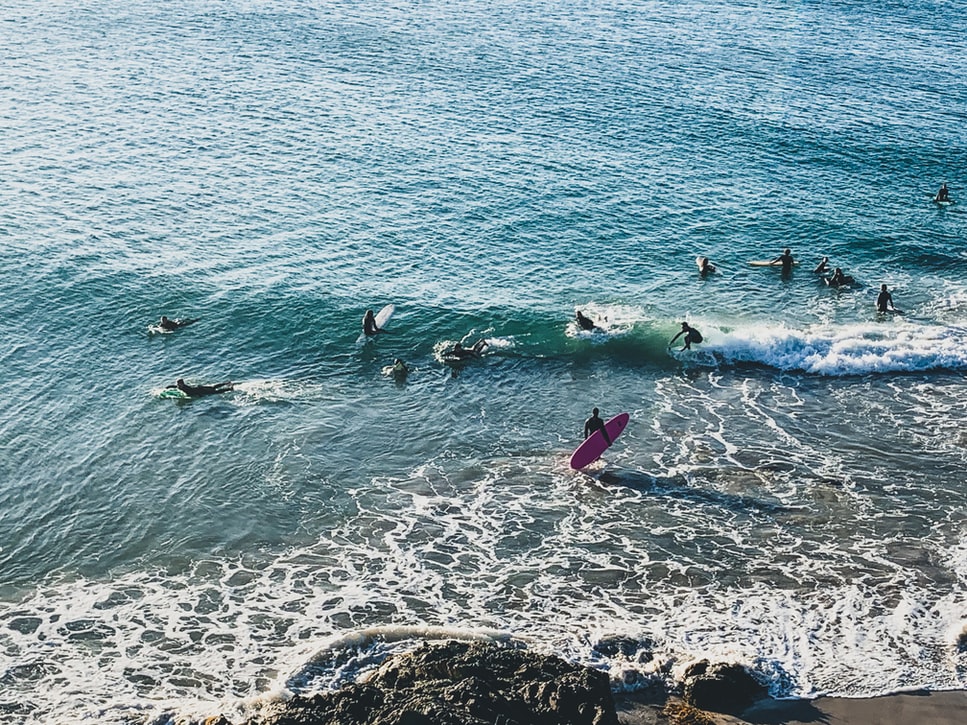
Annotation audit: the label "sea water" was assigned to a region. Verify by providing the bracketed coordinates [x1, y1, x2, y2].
[1, 0, 966, 722]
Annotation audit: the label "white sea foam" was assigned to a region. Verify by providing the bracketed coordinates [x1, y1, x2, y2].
[682, 321, 967, 375]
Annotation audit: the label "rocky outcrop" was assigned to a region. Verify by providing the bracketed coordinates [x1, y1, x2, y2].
[680, 660, 767, 716]
[256, 640, 618, 725]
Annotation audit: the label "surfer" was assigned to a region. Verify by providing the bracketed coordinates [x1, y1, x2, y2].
[392, 358, 409, 377]
[583, 408, 612, 446]
[876, 284, 897, 313]
[813, 256, 830, 274]
[362, 309, 386, 337]
[772, 248, 795, 275]
[448, 339, 489, 360]
[826, 267, 855, 287]
[669, 321, 703, 351]
[575, 310, 600, 332]
[697, 256, 716, 276]
[159, 316, 199, 331]
[167, 378, 234, 397]
[935, 183, 950, 202]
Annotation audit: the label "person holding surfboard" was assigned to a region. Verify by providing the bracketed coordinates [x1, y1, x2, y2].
[669, 321, 703, 351]
[362, 309, 387, 336]
[876, 284, 898, 313]
[772, 248, 795, 275]
[583, 408, 611, 446]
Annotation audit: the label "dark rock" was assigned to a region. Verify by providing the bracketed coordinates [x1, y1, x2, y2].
[681, 660, 767, 716]
[256, 640, 618, 725]
[591, 636, 654, 660]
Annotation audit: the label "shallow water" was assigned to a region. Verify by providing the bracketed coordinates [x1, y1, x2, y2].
[1, 0, 966, 722]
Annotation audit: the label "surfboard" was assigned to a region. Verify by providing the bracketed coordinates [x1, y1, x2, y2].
[569, 413, 630, 470]
[749, 260, 800, 267]
[357, 304, 395, 343]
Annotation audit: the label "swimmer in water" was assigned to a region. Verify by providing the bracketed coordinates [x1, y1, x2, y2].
[166, 378, 234, 397]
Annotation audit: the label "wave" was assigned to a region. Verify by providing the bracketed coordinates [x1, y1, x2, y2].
[680, 321, 967, 376]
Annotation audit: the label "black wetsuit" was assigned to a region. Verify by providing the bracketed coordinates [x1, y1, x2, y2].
[584, 415, 612, 445]
[876, 290, 894, 312]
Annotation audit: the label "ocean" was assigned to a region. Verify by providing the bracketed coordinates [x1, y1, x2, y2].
[1, 0, 965, 722]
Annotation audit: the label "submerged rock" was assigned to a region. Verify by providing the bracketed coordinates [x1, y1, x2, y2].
[256, 640, 618, 725]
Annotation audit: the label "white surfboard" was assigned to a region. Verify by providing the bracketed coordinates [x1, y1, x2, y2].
[357, 304, 395, 343]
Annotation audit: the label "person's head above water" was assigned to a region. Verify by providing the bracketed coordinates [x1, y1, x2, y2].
[784, 248, 791, 255]
[592, 407, 599, 416]
[881, 283, 888, 291]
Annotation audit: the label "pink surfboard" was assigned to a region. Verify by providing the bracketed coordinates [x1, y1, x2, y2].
[569, 413, 630, 469]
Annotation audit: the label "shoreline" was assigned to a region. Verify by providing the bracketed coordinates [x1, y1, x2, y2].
[615, 689, 967, 724]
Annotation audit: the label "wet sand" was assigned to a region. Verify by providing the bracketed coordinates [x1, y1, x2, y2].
[615, 689, 967, 724]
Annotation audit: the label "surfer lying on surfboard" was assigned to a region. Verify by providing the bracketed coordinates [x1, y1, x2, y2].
[166, 378, 234, 397]
[159, 316, 199, 331]
[447, 339, 489, 360]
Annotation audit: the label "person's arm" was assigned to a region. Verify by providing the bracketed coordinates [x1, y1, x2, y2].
[602, 427, 612, 446]
[669, 331, 684, 345]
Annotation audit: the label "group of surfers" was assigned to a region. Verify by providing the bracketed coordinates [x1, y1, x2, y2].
[160, 183, 949, 397]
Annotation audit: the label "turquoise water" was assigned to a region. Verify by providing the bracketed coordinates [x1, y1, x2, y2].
[1, 0, 966, 722]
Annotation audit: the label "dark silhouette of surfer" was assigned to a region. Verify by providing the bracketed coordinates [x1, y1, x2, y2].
[826, 267, 855, 288]
[669, 321, 703, 351]
[584, 408, 611, 445]
[448, 339, 488, 359]
[935, 183, 951, 202]
[697, 257, 716, 276]
[159, 316, 199, 331]
[772, 248, 795, 275]
[876, 284, 897, 313]
[166, 378, 234, 397]
[575, 310, 600, 332]
[362, 309, 385, 336]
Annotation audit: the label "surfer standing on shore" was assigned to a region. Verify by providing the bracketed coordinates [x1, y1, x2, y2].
[583, 408, 611, 445]
[669, 321, 703, 351]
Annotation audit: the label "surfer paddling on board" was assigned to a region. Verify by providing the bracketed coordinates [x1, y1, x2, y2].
[448, 339, 489, 360]
[166, 378, 234, 397]
[583, 408, 612, 446]
[826, 267, 856, 288]
[362, 309, 387, 337]
[575, 310, 601, 332]
[935, 183, 951, 203]
[159, 316, 199, 331]
[669, 321, 703, 351]
[771, 248, 795, 275]
[876, 284, 898, 313]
